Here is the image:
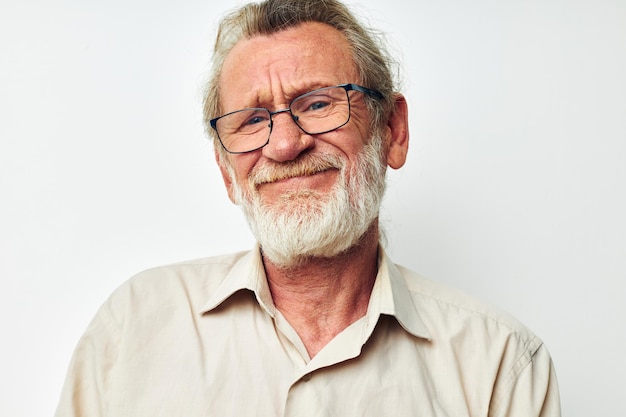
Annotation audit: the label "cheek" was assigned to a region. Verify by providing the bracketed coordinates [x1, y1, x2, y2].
[335, 131, 370, 161]
[321, 117, 370, 156]
[347, 103, 372, 139]
[229, 154, 261, 183]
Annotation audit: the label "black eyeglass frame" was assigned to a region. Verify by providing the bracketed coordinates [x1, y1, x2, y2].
[209, 83, 384, 154]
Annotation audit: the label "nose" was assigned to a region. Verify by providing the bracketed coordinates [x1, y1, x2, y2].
[262, 109, 315, 162]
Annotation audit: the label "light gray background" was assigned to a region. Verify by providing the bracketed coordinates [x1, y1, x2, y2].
[1, 0, 624, 416]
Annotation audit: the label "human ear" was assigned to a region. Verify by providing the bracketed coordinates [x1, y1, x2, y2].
[385, 94, 410, 169]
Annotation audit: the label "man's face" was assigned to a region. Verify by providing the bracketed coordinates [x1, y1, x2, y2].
[217, 22, 374, 206]
[216, 22, 389, 266]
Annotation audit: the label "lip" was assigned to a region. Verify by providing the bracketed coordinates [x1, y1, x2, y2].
[256, 168, 339, 191]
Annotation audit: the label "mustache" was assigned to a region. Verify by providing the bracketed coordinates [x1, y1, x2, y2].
[249, 153, 345, 187]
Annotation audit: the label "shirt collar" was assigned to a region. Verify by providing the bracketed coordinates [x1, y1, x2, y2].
[372, 248, 431, 340]
[200, 244, 276, 317]
[199, 245, 431, 340]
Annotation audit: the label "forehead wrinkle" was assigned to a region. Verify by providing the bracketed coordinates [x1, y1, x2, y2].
[242, 66, 330, 111]
[249, 41, 321, 105]
[221, 53, 295, 111]
[219, 22, 358, 112]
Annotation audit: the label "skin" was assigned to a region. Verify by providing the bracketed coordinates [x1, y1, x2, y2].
[216, 22, 410, 358]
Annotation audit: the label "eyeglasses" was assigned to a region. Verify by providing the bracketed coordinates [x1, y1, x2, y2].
[210, 83, 384, 154]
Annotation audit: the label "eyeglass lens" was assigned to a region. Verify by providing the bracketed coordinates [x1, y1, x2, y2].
[215, 86, 351, 154]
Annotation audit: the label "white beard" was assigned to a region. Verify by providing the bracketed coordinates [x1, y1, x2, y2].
[227, 137, 387, 268]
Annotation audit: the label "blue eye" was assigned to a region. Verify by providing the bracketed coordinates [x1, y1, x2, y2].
[294, 96, 333, 114]
[245, 115, 266, 125]
[238, 110, 270, 129]
[308, 100, 330, 111]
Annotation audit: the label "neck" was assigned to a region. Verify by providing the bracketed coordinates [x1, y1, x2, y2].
[262, 223, 380, 358]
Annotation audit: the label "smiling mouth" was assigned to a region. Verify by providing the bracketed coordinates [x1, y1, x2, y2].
[255, 167, 335, 187]
[251, 154, 344, 188]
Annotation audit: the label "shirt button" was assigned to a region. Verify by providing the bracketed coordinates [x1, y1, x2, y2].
[302, 373, 313, 382]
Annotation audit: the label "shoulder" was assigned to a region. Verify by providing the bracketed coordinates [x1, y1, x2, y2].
[395, 264, 541, 353]
[394, 265, 557, 409]
[120, 250, 248, 294]
[387, 262, 561, 415]
[103, 250, 251, 324]
[130, 250, 249, 285]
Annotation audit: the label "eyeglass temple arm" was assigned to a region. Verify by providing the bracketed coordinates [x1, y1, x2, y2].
[342, 83, 384, 100]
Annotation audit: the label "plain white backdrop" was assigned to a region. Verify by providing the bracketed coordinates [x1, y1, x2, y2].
[1, 0, 625, 416]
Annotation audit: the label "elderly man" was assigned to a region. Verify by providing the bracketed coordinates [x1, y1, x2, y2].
[55, 0, 561, 416]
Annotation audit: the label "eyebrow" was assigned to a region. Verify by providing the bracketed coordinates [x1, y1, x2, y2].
[243, 82, 346, 110]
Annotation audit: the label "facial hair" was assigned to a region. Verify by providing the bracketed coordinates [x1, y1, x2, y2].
[227, 136, 387, 268]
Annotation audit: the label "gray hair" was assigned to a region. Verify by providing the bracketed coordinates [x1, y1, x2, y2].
[203, 0, 399, 154]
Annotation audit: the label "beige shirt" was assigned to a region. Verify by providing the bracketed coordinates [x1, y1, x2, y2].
[55, 247, 560, 417]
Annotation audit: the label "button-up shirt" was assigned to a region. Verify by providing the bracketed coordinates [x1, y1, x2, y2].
[55, 247, 560, 416]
